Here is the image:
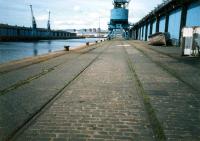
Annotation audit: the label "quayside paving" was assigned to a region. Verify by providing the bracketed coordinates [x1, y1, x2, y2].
[1, 40, 200, 141]
[129, 41, 200, 92]
[0, 41, 110, 141]
[13, 41, 155, 141]
[126, 41, 200, 141]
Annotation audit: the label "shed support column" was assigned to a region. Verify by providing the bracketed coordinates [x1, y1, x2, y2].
[137, 27, 139, 40]
[165, 13, 169, 33]
[179, 4, 187, 45]
[136, 27, 138, 40]
[156, 16, 160, 33]
[145, 23, 148, 41]
[150, 21, 153, 35]
[136, 28, 138, 40]
[141, 26, 144, 40]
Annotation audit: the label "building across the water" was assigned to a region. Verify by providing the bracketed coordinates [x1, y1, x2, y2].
[130, 0, 200, 46]
[65, 28, 108, 38]
[0, 24, 77, 41]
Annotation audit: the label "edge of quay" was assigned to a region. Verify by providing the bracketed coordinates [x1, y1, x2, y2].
[0, 40, 105, 74]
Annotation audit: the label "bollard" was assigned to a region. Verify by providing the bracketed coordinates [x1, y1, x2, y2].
[95, 41, 98, 44]
[86, 42, 89, 46]
[64, 45, 70, 51]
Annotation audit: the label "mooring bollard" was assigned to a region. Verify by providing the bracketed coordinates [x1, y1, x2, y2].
[64, 45, 70, 51]
[86, 42, 89, 46]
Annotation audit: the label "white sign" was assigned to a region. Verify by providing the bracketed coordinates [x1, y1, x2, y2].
[183, 28, 193, 37]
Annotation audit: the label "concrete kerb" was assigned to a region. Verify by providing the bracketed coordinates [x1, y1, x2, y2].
[69, 40, 105, 51]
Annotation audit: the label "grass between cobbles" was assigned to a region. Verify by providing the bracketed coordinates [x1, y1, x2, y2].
[123, 46, 166, 141]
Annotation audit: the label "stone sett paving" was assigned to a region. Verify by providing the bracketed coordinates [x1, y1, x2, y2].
[0, 43, 108, 141]
[125, 42, 200, 141]
[131, 41, 200, 93]
[15, 41, 155, 141]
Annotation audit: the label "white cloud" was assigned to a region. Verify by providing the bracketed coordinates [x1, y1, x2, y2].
[37, 15, 48, 21]
[73, 5, 80, 12]
[0, 0, 163, 30]
[128, 0, 162, 23]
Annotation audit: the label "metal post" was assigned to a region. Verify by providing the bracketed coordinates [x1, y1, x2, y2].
[165, 13, 169, 33]
[156, 16, 160, 33]
[136, 27, 138, 40]
[150, 21, 153, 35]
[141, 25, 143, 40]
[145, 23, 148, 41]
[179, 4, 187, 46]
[137, 27, 139, 40]
[98, 16, 100, 39]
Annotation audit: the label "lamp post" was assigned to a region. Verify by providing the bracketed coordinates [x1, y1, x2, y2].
[99, 16, 101, 40]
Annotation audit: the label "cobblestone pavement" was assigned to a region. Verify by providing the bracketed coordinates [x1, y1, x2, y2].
[2, 40, 199, 141]
[146, 43, 200, 68]
[125, 41, 200, 141]
[130, 41, 200, 92]
[0, 42, 108, 141]
[15, 41, 155, 141]
[0, 44, 101, 91]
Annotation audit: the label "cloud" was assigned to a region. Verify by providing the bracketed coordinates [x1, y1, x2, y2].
[129, 0, 162, 23]
[37, 15, 48, 21]
[0, 0, 163, 29]
[54, 20, 88, 26]
[73, 5, 80, 12]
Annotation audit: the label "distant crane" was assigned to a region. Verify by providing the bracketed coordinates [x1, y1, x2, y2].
[29, 5, 37, 30]
[47, 11, 51, 31]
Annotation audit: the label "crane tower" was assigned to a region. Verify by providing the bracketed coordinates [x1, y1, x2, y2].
[30, 5, 37, 29]
[108, 0, 130, 39]
[47, 11, 51, 31]
[30, 5, 37, 36]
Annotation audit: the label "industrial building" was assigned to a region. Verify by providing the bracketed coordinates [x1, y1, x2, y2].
[0, 24, 77, 41]
[130, 0, 200, 46]
[0, 5, 77, 41]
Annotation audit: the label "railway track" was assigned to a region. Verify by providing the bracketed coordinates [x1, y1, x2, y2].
[1, 42, 111, 141]
[128, 41, 200, 95]
[123, 41, 200, 140]
[122, 44, 166, 141]
[0, 42, 105, 96]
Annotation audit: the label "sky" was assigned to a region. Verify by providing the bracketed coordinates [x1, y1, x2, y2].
[0, 0, 163, 30]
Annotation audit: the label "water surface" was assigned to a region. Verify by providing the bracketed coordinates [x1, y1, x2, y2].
[0, 38, 103, 64]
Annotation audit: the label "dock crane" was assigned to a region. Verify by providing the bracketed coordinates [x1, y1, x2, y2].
[47, 11, 51, 31]
[29, 5, 37, 36]
[29, 5, 37, 29]
[108, 0, 131, 39]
